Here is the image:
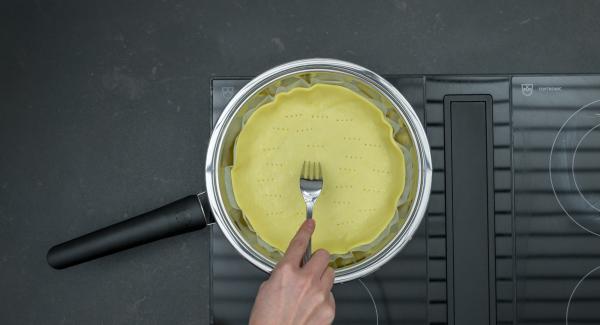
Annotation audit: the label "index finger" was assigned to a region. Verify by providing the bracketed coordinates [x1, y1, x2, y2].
[279, 219, 315, 267]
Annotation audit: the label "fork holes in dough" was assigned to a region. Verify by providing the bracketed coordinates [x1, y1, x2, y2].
[372, 168, 391, 175]
[261, 146, 280, 152]
[333, 200, 351, 206]
[344, 155, 362, 160]
[266, 210, 284, 217]
[271, 127, 289, 132]
[264, 193, 283, 199]
[363, 143, 383, 148]
[295, 127, 313, 133]
[265, 162, 284, 168]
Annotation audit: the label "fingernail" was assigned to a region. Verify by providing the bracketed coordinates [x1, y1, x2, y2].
[316, 248, 330, 257]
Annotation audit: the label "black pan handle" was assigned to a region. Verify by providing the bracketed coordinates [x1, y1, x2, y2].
[47, 192, 214, 269]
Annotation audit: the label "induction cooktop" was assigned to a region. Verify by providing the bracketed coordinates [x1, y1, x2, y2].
[210, 75, 600, 325]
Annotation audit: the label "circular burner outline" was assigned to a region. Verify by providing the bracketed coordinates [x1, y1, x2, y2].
[572, 123, 600, 213]
[550, 98, 600, 237]
[336, 279, 380, 324]
[566, 264, 600, 325]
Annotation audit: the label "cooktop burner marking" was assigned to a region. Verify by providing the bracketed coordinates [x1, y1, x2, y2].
[566, 264, 600, 325]
[358, 279, 379, 325]
[572, 123, 600, 212]
[550, 99, 600, 237]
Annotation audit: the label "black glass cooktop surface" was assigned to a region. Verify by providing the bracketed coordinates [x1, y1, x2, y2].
[512, 76, 600, 325]
[210, 75, 600, 325]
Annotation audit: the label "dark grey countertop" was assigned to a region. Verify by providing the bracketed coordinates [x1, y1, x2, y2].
[1, 1, 599, 324]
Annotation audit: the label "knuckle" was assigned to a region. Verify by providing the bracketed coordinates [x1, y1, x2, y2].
[318, 291, 329, 303]
[279, 265, 302, 282]
[277, 263, 294, 274]
[292, 236, 306, 247]
[286, 239, 301, 252]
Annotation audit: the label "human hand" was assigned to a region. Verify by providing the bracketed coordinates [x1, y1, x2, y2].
[249, 219, 336, 325]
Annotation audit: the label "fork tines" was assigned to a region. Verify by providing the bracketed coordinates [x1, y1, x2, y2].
[301, 161, 322, 181]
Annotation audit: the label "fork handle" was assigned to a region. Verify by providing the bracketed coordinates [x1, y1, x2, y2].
[302, 201, 314, 265]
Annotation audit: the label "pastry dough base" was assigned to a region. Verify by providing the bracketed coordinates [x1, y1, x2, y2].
[231, 84, 405, 254]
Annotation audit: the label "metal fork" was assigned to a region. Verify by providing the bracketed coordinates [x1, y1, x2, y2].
[300, 161, 323, 265]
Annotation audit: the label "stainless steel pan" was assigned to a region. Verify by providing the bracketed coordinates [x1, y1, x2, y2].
[47, 58, 432, 283]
